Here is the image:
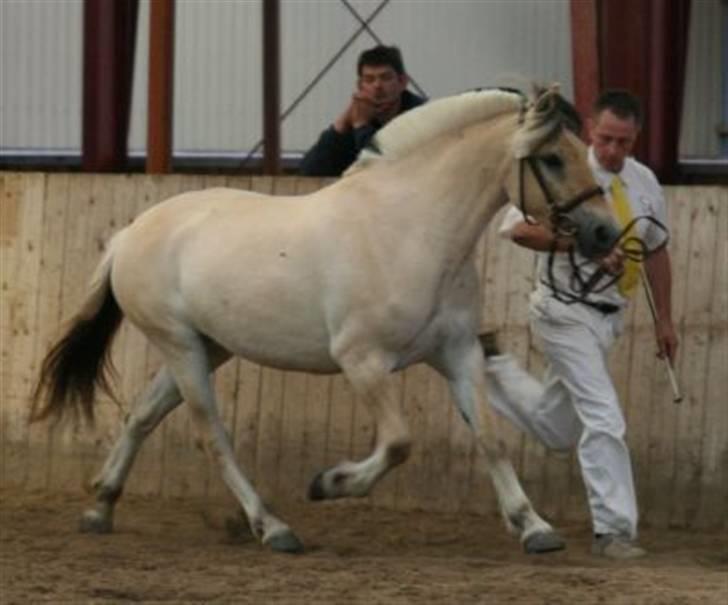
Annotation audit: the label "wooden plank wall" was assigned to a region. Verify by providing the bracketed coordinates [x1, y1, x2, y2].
[1, 172, 726, 529]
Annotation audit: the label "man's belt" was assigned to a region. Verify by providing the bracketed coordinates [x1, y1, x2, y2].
[580, 300, 621, 315]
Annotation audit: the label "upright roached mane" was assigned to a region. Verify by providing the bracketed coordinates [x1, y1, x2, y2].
[31, 85, 619, 557]
[347, 89, 523, 173]
[348, 85, 574, 175]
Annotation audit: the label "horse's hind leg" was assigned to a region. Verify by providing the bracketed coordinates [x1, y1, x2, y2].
[81, 343, 230, 534]
[439, 342, 564, 554]
[159, 333, 302, 553]
[80, 366, 183, 533]
[309, 350, 411, 500]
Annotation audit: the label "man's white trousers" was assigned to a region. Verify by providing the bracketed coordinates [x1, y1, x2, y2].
[484, 291, 638, 538]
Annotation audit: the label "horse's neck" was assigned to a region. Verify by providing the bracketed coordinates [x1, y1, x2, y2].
[378, 116, 513, 267]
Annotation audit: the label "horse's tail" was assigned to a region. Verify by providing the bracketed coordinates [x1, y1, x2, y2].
[30, 232, 126, 424]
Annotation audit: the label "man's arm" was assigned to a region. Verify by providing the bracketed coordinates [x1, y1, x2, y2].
[510, 221, 572, 252]
[300, 94, 378, 177]
[643, 246, 679, 362]
[299, 127, 357, 177]
[510, 220, 625, 274]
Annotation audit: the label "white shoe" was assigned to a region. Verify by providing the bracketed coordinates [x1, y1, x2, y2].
[591, 534, 647, 560]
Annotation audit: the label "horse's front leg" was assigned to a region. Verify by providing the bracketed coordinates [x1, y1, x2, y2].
[435, 340, 565, 554]
[309, 350, 411, 500]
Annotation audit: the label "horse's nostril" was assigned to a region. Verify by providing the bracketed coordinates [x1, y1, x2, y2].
[594, 225, 611, 244]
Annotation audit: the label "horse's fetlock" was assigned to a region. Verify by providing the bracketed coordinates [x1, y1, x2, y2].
[507, 503, 531, 532]
[331, 472, 347, 487]
[387, 441, 412, 466]
[250, 518, 265, 541]
[97, 484, 122, 504]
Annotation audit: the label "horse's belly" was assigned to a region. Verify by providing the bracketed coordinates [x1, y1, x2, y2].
[208, 324, 339, 373]
[187, 291, 339, 374]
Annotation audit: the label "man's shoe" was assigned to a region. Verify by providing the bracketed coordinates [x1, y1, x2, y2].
[478, 331, 501, 357]
[591, 534, 647, 560]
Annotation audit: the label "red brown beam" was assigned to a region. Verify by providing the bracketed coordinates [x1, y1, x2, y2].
[147, 0, 175, 174]
[645, 0, 691, 183]
[82, 0, 138, 172]
[569, 0, 600, 137]
[598, 0, 650, 161]
[262, 0, 281, 175]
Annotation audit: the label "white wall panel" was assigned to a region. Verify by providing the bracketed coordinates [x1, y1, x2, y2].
[679, 0, 723, 158]
[129, 0, 262, 153]
[0, 0, 82, 150]
[281, 0, 574, 152]
[0, 0, 574, 155]
[1, 0, 722, 159]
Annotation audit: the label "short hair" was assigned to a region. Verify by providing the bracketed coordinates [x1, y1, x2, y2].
[593, 90, 642, 126]
[357, 45, 406, 76]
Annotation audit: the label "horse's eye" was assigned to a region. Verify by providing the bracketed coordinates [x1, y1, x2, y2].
[540, 154, 563, 170]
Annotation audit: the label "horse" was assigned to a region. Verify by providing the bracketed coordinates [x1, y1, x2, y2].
[31, 87, 619, 554]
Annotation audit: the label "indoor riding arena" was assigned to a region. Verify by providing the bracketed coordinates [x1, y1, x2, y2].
[1, 2, 726, 605]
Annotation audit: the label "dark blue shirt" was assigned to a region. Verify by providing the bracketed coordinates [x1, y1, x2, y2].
[300, 90, 426, 177]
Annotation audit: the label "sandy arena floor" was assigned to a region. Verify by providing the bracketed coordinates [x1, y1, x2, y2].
[1, 490, 726, 604]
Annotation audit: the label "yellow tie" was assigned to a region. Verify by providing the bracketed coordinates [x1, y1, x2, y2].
[610, 176, 640, 297]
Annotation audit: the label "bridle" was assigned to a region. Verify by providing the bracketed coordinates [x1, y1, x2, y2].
[515, 141, 667, 308]
[512, 96, 669, 309]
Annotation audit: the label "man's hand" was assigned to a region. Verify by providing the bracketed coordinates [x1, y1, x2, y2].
[598, 247, 626, 275]
[643, 247, 678, 364]
[349, 92, 381, 128]
[334, 91, 399, 133]
[654, 318, 679, 364]
[334, 93, 383, 133]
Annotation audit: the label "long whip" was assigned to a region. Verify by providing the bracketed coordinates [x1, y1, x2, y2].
[639, 267, 682, 403]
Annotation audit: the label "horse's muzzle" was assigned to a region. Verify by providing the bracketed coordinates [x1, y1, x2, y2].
[571, 209, 621, 258]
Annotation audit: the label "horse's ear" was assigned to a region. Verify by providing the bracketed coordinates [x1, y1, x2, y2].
[534, 84, 560, 116]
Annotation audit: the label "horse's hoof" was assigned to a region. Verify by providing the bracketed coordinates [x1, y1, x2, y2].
[266, 530, 304, 554]
[79, 510, 113, 534]
[523, 531, 565, 554]
[308, 471, 326, 501]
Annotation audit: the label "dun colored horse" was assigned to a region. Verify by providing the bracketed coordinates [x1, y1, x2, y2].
[32, 87, 618, 554]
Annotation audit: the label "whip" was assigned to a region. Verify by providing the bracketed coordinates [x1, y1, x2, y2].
[639, 267, 682, 403]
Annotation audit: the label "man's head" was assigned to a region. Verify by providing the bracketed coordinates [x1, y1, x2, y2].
[588, 90, 642, 173]
[356, 45, 409, 120]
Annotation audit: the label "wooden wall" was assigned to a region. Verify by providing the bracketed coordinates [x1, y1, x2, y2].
[1, 172, 726, 529]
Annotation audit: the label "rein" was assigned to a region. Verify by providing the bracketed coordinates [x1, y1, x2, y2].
[543, 215, 669, 309]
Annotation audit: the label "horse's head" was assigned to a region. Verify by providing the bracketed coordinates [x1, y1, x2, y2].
[506, 86, 619, 258]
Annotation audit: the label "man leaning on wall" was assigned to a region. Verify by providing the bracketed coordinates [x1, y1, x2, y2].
[300, 45, 425, 177]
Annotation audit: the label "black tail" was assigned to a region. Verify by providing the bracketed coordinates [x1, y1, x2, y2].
[30, 238, 124, 424]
